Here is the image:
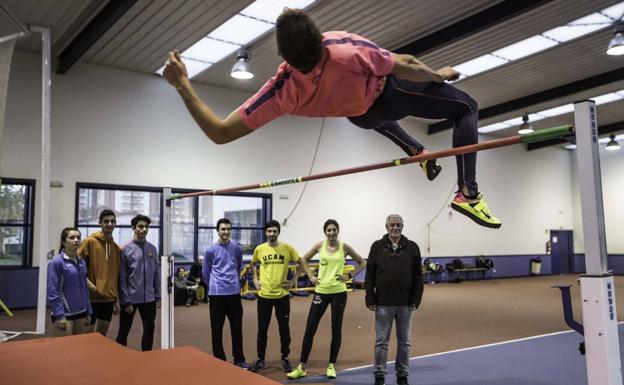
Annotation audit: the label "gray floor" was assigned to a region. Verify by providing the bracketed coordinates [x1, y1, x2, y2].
[290, 324, 624, 385]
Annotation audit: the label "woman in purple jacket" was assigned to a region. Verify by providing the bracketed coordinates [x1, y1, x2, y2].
[47, 227, 92, 336]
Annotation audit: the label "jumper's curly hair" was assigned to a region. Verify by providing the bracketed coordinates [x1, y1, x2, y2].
[276, 8, 323, 73]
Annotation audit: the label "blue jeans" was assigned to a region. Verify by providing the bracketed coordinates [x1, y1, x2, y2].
[349, 75, 479, 195]
[374, 305, 413, 378]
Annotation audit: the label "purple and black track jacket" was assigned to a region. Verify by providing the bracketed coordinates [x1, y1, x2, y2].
[118, 239, 160, 306]
[47, 252, 92, 320]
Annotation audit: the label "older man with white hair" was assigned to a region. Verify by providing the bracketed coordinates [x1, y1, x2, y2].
[365, 214, 424, 385]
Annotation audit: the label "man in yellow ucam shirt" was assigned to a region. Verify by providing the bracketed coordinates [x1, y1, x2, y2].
[248, 220, 308, 373]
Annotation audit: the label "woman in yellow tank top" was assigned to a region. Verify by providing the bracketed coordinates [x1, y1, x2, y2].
[287, 219, 366, 380]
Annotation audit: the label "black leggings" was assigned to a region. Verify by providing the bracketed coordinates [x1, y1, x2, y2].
[349, 75, 479, 195]
[115, 301, 156, 351]
[299, 291, 347, 364]
[256, 295, 291, 359]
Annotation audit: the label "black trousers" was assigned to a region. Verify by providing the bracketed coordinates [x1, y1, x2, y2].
[115, 301, 156, 351]
[209, 295, 245, 362]
[349, 75, 479, 195]
[256, 295, 291, 359]
[300, 291, 347, 364]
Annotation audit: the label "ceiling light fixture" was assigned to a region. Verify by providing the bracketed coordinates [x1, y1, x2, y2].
[231, 48, 253, 79]
[607, 21, 624, 55]
[605, 134, 621, 150]
[518, 115, 534, 134]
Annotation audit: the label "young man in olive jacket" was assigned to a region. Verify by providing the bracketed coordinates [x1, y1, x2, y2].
[365, 214, 423, 385]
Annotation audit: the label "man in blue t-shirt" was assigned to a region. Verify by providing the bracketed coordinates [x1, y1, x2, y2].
[203, 217, 249, 368]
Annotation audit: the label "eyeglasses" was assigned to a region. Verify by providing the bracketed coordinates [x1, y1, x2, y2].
[387, 223, 403, 228]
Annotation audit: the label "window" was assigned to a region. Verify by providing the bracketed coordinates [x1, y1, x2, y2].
[76, 183, 271, 263]
[0, 178, 35, 267]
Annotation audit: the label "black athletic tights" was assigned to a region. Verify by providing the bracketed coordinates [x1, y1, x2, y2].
[299, 291, 347, 364]
[348, 75, 479, 195]
[116, 301, 156, 351]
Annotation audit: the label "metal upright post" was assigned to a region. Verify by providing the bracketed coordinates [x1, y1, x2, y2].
[574, 100, 622, 385]
[31, 26, 51, 335]
[160, 188, 174, 349]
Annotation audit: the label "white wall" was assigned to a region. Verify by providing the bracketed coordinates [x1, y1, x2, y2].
[2, 51, 591, 265]
[572, 146, 624, 254]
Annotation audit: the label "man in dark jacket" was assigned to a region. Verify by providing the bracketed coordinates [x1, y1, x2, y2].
[365, 214, 423, 385]
[188, 254, 207, 303]
[116, 214, 160, 351]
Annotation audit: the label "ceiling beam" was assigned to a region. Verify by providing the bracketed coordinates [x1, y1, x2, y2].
[526, 120, 624, 151]
[429, 68, 624, 134]
[395, 0, 551, 56]
[57, 0, 138, 74]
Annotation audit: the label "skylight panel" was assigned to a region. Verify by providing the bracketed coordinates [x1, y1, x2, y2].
[573, 13, 615, 26]
[501, 117, 525, 126]
[454, 54, 508, 76]
[593, 92, 624, 105]
[183, 58, 214, 78]
[208, 15, 273, 45]
[601, 2, 624, 19]
[491, 35, 558, 61]
[478, 122, 513, 134]
[241, 0, 317, 23]
[541, 25, 601, 43]
[537, 104, 574, 117]
[543, 13, 614, 43]
[527, 113, 546, 122]
[182, 38, 239, 64]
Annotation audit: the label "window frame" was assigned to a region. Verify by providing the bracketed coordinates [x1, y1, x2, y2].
[0, 178, 35, 268]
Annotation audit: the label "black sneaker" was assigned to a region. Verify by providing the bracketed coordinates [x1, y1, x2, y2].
[248, 358, 265, 372]
[233, 360, 250, 369]
[280, 356, 293, 372]
[374, 375, 385, 385]
[418, 149, 442, 181]
[397, 376, 409, 385]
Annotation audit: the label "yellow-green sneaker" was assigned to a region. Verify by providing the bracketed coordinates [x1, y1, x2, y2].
[451, 191, 501, 229]
[287, 364, 307, 379]
[326, 363, 337, 378]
